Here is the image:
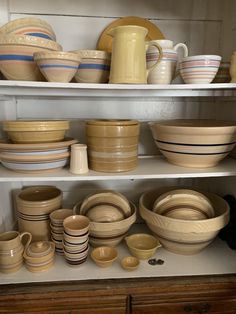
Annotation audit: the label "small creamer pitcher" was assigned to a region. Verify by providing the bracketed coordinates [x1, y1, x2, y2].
[108, 25, 162, 84]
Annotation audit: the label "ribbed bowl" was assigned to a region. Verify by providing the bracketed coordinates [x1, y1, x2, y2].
[139, 188, 230, 255]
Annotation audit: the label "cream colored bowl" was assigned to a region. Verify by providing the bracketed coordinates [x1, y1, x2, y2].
[91, 246, 118, 267]
[139, 187, 230, 255]
[121, 256, 140, 271]
[125, 233, 161, 259]
[3, 120, 69, 143]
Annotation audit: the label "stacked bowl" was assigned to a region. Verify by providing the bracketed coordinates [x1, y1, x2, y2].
[139, 187, 230, 255]
[49, 209, 73, 255]
[86, 119, 140, 172]
[73, 190, 137, 247]
[0, 17, 62, 81]
[16, 186, 63, 241]
[63, 215, 90, 266]
[0, 120, 77, 173]
[149, 119, 236, 168]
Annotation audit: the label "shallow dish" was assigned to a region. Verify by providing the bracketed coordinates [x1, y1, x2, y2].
[125, 233, 161, 259]
[91, 246, 118, 267]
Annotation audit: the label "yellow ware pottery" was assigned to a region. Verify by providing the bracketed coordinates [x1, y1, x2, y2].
[108, 25, 162, 84]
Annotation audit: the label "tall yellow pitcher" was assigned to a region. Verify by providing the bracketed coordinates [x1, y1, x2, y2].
[108, 25, 162, 84]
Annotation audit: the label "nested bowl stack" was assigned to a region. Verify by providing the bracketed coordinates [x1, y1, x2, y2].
[16, 186, 63, 241]
[73, 190, 137, 247]
[139, 187, 230, 255]
[86, 119, 140, 172]
[149, 119, 236, 168]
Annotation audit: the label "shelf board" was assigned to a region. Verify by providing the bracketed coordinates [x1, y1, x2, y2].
[1, 232, 235, 285]
[0, 156, 236, 182]
[0, 81, 236, 98]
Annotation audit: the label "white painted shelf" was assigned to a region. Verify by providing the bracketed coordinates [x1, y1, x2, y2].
[0, 81, 236, 99]
[0, 156, 236, 182]
[1, 235, 235, 285]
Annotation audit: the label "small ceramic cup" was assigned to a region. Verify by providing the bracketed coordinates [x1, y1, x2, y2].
[70, 144, 89, 174]
[0, 230, 32, 273]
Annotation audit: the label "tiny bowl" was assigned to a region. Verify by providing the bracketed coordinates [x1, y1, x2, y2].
[63, 215, 90, 236]
[121, 256, 140, 271]
[90, 246, 118, 267]
[179, 55, 221, 84]
[125, 233, 161, 260]
[34, 51, 81, 83]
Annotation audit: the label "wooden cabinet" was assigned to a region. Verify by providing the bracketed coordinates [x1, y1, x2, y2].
[0, 275, 236, 314]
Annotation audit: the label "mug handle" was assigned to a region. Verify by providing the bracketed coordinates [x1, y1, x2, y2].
[20, 231, 32, 251]
[173, 43, 189, 79]
[145, 42, 163, 79]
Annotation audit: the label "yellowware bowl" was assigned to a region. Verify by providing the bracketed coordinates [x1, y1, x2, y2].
[0, 34, 62, 81]
[3, 120, 69, 143]
[91, 246, 118, 267]
[125, 233, 161, 260]
[34, 51, 81, 83]
[139, 188, 230, 255]
[149, 119, 236, 168]
[0, 17, 56, 41]
[121, 256, 140, 271]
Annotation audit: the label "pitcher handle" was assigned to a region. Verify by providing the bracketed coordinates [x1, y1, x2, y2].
[145, 42, 163, 79]
[173, 43, 188, 79]
[20, 231, 32, 251]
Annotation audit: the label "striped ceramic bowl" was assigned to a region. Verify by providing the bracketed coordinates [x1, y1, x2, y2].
[179, 55, 221, 84]
[71, 50, 111, 83]
[34, 51, 81, 82]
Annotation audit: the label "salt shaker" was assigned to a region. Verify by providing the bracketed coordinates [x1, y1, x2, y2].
[70, 144, 89, 174]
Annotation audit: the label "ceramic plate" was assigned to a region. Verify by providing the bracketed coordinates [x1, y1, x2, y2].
[0, 138, 78, 152]
[96, 16, 165, 53]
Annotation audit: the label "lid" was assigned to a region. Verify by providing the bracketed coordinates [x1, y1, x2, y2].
[86, 119, 139, 126]
[26, 241, 54, 257]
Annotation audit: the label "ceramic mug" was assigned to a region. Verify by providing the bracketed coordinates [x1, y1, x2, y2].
[0, 230, 32, 273]
[108, 25, 163, 84]
[146, 39, 188, 84]
[70, 143, 89, 174]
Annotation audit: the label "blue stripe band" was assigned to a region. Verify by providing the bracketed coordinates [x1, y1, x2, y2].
[78, 64, 110, 71]
[39, 64, 79, 69]
[26, 32, 53, 40]
[0, 54, 33, 61]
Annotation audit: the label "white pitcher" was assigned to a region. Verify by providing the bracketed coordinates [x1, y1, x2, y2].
[146, 39, 188, 84]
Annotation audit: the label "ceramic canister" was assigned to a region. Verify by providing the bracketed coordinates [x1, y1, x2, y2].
[69, 143, 89, 174]
[146, 39, 188, 84]
[0, 230, 32, 273]
[86, 119, 140, 172]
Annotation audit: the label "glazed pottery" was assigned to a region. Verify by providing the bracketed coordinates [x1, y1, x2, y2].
[86, 119, 140, 172]
[139, 188, 230, 255]
[149, 119, 236, 168]
[63, 215, 90, 236]
[213, 61, 231, 83]
[3, 120, 69, 143]
[34, 51, 81, 82]
[0, 17, 56, 41]
[69, 144, 89, 174]
[0, 230, 32, 273]
[179, 55, 221, 84]
[147, 39, 188, 84]
[24, 241, 55, 272]
[121, 256, 140, 271]
[0, 34, 62, 81]
[72, 49, 111, 83]
[125, 233, 161, 259]
[230, 52, 236, 83]
[91, 246, 118, 267]
[108, 25, 162, 84]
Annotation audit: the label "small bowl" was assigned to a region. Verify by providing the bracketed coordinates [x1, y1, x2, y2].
[50, 208, 73, 225]
[90, 246, 118, 267]
[63, 215, 90, 236]
[34, 51, 81, 82]
[125, 233, 161, 260]
[121, 256, 139, 271]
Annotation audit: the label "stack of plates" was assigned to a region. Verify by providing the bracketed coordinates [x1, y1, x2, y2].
[0, 138, 78, 173]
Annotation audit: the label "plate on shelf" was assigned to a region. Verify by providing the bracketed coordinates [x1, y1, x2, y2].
[0, 138, 78, 152]
[96, 16, 165, 53]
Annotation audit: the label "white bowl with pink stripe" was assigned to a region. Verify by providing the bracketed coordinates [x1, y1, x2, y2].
[179, 55, 221, 84]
